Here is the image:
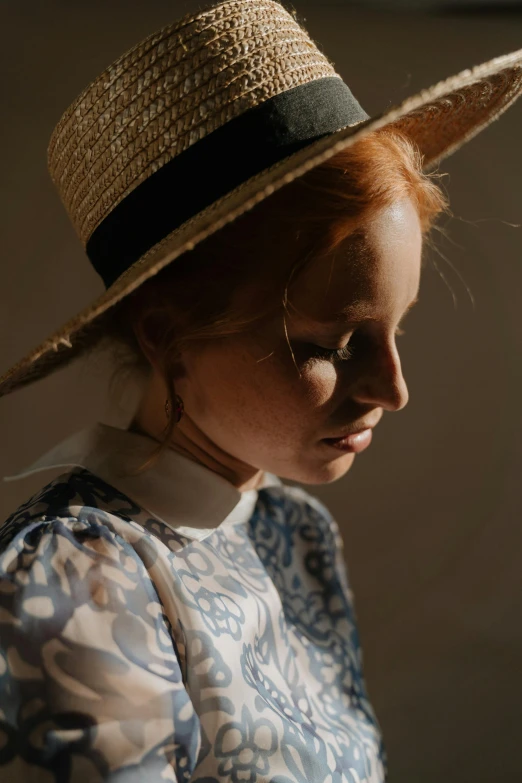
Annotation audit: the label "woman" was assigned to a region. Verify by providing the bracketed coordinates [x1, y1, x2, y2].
[0, 1, 520, 781]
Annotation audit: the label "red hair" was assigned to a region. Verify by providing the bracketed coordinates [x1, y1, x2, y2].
[98, 125, 449, 470]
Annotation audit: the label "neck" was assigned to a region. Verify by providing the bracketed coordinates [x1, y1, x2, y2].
[127, 415, 266, 493]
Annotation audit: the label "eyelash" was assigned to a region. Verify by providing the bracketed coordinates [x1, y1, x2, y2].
[306, 327, 406, 363]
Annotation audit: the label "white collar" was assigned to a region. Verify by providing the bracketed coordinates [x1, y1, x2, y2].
[2, 422, 283, 541]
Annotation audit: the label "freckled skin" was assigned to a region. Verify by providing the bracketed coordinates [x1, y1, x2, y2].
[131, 198, 422, 491]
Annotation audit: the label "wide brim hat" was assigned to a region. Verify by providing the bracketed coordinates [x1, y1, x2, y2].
[1, 0, 521, 398]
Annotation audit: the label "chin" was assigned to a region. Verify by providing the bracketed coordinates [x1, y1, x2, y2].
[282, 452, 356, 486]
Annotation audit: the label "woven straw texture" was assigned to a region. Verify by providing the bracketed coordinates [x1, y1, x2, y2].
[1, 0, 522, 397]
[48, 0, 338, 247]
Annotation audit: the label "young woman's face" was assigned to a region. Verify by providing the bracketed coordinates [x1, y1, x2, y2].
[165, 197, 422, 486]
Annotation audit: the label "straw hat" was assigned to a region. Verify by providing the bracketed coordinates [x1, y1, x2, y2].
[1, 0, 521, 397]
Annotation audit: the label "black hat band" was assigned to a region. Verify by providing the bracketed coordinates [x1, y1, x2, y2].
[86, 77, 369, 289]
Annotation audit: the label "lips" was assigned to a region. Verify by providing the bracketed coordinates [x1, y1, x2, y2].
[324, 421, 379, 440]
[322, 428, 373, 453]
[330, 427, 370, 438]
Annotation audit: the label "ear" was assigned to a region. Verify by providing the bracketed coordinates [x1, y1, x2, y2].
[132, 313, 187, 381]
[132, 313, 165, 375]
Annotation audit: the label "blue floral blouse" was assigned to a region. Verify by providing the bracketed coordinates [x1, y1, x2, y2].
[0, 423, 386, 782]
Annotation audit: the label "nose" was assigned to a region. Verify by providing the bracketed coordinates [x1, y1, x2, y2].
[351, 340, 409, 412]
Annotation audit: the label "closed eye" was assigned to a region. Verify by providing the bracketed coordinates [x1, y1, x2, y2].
[305, 325, 407, 363]
[305, 343, 355, 362]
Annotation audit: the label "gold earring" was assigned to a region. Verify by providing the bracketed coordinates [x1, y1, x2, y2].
[165, 394, 184, 424]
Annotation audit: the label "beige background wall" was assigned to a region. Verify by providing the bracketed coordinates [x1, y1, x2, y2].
[1, 2, 521, 781]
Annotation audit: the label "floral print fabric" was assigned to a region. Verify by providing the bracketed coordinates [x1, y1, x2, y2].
[0, 467, 386, 782]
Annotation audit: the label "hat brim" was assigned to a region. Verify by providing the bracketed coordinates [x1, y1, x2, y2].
[1, 47, 521, 398]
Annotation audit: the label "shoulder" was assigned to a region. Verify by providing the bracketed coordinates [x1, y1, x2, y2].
[0, 471, 152, 611]
[252, 483, 346, 566]
[0, 467, 196, 608]
[0, 474, 200, 780]
[0, 467, 192, 591]
[0, 468, 176, 657]
[253, 482, 353, 589]
[0, 467, 136, 554]
[257, 482, 342, 546]
[282, 484, 336, 522]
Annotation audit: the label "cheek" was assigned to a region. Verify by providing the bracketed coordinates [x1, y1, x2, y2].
[186, 343, 340, 433]
[297, 361, 339, 409]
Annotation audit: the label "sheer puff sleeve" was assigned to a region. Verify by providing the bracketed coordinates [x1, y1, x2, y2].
[0, 514, 201, 782]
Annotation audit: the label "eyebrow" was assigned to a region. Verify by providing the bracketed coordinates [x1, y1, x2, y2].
[321, 295, 420, 325]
